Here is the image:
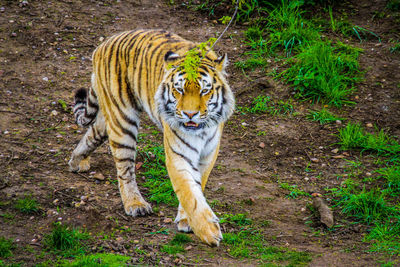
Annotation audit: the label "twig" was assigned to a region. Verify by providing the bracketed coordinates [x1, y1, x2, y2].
[116, 211, 129, 221]
[0, 110, 25, 116]
[207, 0, 239, 54]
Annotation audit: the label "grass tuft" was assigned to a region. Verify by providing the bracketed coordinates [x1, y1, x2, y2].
[60, 253, 130, 267]
[0, 237, 15, 258]
[43, 223, 90, 257]
[307, 108, 344, 124]
[14, 195, 39, 214]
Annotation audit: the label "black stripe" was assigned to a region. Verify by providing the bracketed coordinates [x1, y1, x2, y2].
[110, 140, 136, 150]
[205, 129, 217, 144]
[113, 117, 138, 142]
[171, 128, 199, 153]
[114, 157, 135, 163]
[167, 139, 199, 172]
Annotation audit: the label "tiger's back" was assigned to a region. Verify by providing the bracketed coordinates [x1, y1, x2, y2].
[69, 29, 235, 246]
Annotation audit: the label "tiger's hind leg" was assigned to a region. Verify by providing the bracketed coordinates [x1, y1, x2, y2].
[69, 113, 107, 172]
[107, 117, 152, 217]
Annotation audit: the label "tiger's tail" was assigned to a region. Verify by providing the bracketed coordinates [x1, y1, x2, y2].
[73, 88, 99, 127]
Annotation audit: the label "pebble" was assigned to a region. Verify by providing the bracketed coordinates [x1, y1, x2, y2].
[366, 172, 372, 177]
[116, 237, 124, 242]
[93, 173, 105, 181]
[366, 123, 373, 128]
[42, 77, 49, 82]
[331, 148, 339, 154]
[163, 218, 172, 223]
[310, 158, 319, 163]
[99, 36, 104, 42]
[184, 245, 193, 251]
[0, 7, 5, 12]
[259, 142, 265, 148]
[51, 110, 58, 116]
[336, 120, 342, 125]
[133, 239, 139, 244]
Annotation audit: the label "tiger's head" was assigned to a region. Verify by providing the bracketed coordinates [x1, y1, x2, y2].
[156, 50, 235, 134]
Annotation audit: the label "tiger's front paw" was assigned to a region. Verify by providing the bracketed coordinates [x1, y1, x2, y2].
[189, 209, 222, 246]
[68, 157, 90, 172]
[123, 199, 152, 217]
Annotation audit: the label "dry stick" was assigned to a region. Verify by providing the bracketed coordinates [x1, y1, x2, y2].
[204, 0, 239, 57]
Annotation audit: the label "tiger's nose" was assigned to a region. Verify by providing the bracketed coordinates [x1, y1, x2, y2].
[182, 111, 199, 119]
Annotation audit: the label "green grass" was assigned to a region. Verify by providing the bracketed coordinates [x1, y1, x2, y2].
[220, 213, 252, 226]
[307, 108, 344, 124]
[376, 165, 400, 195]
[14, 195, 39, 214]
[60, 253, 130, 267]
[390, 42, 400, 53]
[0, 237, 15, 258]
[219, 213, 311, 265]
[279, 182, 309, 199]
[161, 233, 192, 255]
[334, 185, 398, 224]
[43, 223, 90, 257]
[281, 41, 361, 106]
[238, 95, 293, 115]
[138, 135, 178, 207]
[338, 122, 400, 155]
[265, 0, 320, 57]
[223, 229, 311, 265]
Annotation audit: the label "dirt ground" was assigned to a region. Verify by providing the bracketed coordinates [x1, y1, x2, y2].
[0, 0, 399, 266]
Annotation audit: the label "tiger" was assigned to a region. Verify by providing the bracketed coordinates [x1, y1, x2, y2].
[68, 29, 235, 246]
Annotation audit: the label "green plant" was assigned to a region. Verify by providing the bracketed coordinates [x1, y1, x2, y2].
[60, 253, 130, 267]
[279, 182, 309, 199]
[14, 195, 39, 214]
[387, 0, 400, 11]
[220, 213, 252, 226]
[307, 108, 344, 124]
[390, 42, 400, 53]
[43, 223, 90, 257]
[171, 38, 216, 82]
[281, 41, 361, 106]
[338, 123, 400, 155]
[160, 233, 192, 255]
[376, 165, 400, 195]
[0, 237, 14, 258]
[223, 228, 311, 265]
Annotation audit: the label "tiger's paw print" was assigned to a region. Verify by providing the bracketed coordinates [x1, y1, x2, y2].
[123, 199, 152, 217]
[190, 209, 222, 246]
[68, 157, 90, 172]
[175, 218, 192, 233]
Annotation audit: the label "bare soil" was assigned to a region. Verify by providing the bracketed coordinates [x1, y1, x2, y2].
[0, 0, 399, 266]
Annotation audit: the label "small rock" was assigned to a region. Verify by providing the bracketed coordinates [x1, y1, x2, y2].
[342, 152, 350, 156]
[133, 239, 139, 244]
[366, 123, 373, 128]
[99, 36, 104, 42]
[331, 148, 339, 154]
[310, 158, 319, 163]
[29, 216, 34, 220]
[259, 142, 265, 148]
[366, 172, 372, 177]
[11, 32, 17, 37]
[301, 207, 306, 212]
[158, 211, 165, 217]
[335, 120, 342, 125]
[116, 237, 124, 242]
[311, 192, 322, 197]
[163, 218, 172, 223]
[304, 177, 309, 181]
[184, 245, 193, 251]
[51, 110, 58, 116]
[42, 77, 49, 82]
[241, 122, 248, 127]
[135, 162, 143, 170]
[176, 253, 185, 260]
[93, 173, 105, 181]
[332, 155, 345, 159]
[53, 199, 59, 205]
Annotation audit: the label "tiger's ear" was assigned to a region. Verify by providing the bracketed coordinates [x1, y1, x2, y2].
[214, 53, 228, 73]
[164, 51, 180, 69]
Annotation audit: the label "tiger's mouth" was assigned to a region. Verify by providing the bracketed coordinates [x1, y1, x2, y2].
[181, 121, 204, 130]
